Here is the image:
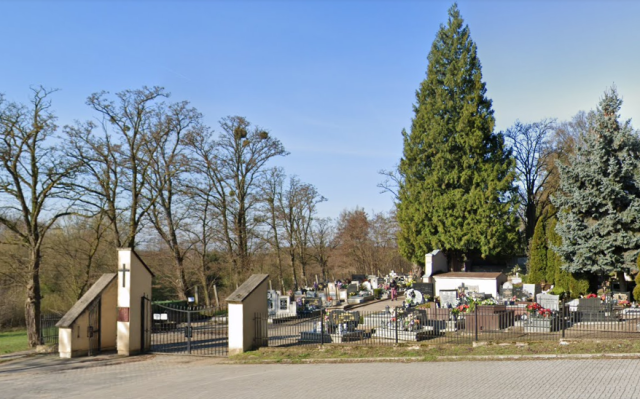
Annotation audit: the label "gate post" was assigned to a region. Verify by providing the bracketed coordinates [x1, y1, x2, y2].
[227, 274, 269, 355]
[395, 307, 399, 344]
[186, 310, 192, 354]
[116, 248, 154, 356]
[320, 309, 325, 346]
[475, 304, 478, 342]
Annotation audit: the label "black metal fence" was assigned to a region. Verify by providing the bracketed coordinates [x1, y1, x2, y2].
[39, 314, 62, 345]
[146, 302, 228, 356]
[254, 300, 640, 348]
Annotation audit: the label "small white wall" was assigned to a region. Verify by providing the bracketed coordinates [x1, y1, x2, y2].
[425, 250, 448, 278]
[228, 303, 244, 354]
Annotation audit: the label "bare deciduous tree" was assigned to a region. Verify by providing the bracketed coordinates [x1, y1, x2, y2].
[187, 116, 287, 287]
[0, 88, 79, 346]
[504, 119, 555, 243]
[67, 86, 168, 249]
[145, 101, 203, 300]
[310, 217, 337, 281]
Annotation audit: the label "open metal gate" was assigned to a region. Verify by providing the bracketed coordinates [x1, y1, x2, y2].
[87, 297, 101, 356]
[143, 300, 228, 356]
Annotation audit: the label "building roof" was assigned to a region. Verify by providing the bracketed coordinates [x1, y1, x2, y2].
[226, 274, 269, 303]
[56, 273, 117, 328]
[432, 272, 505, 279]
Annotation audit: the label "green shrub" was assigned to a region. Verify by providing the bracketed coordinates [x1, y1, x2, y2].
[633, 274, 640, 301]
[549, 286, 566, 297]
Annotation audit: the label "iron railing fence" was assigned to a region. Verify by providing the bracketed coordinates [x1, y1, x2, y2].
[147, 302, 228, 356]
[255, 300, 640, 348]
[39, 314, 63, 345]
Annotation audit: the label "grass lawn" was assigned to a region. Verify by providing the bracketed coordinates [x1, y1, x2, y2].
[231, 340, 640, 364]
[0, 330, 30, 355]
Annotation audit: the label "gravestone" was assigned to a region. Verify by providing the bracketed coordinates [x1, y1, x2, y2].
[440, 290, 458, 308]
[512, 286, 523, 298]
[412, 283, 434, 298]
[362, 281, 372, 292]
[501, 282, 513, 298]
[577, 298, 616, 322]
[466, 285, 480, 293]
[267, 290, 279, 315]
[352, 274, 366, 283]
[469, 292, 486, 300]
[522, 284, 541, 299]
[347, 284, 359, 296]
[537, 293, 560, 311]
[613, 292, 630, 302]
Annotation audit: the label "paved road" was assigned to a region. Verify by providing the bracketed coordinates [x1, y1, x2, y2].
[2, 354, 640, 399]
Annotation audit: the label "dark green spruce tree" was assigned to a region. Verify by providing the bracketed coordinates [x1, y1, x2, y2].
[553, 88, 640, 291]
[397, 4, 518, 269]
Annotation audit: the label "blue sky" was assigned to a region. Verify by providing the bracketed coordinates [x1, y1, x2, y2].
[2, 0, 640, 219]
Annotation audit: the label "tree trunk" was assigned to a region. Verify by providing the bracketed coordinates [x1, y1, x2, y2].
[25, 250, 42, 347]
[174, 256, 188, 301]
[290, 252, 298, 290]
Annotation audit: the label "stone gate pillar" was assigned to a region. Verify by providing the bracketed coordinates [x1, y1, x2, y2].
[227, 274, 269, 355]
[117, 248, 154, 356]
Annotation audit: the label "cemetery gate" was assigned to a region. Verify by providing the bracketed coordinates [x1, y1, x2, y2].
[141, 297, 228, 356]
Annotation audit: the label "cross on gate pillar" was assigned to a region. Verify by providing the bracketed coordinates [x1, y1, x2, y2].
[117, 248, 154, 356]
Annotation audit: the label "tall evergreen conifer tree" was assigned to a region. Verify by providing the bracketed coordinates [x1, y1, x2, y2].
[397, 4, 518, 268]
[527, 212, 548, 284]
[553, 89, 640, 290]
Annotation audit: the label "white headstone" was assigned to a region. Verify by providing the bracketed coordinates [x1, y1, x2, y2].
[537, 293, 560, 311]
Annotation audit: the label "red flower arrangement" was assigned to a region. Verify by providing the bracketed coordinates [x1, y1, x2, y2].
[527, 303, 542, 313]
[537, 308, 553, 318]
[585, 293, 598, 299]
[527, 303, 553, 318]
[619, 300, 631, 308]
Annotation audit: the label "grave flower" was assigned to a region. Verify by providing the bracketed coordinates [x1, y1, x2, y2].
[619, 300, 631, 308]
[527, 303, 542, 314]
[586, 293, 598, 299]
[537, 308, 553, 318]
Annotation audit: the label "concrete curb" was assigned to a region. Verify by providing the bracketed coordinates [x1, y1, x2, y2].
[223, 352, 640, 365]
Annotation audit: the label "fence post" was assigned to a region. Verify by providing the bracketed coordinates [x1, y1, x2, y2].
[395, 307, 399, 344]
[474, 304, 478, 342]
[562, 298, 566, 339]
[320, 309, 324, 346]
[186, 310, 192, 354]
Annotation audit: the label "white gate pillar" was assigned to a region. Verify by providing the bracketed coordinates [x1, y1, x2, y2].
[227, 274, 269, 355]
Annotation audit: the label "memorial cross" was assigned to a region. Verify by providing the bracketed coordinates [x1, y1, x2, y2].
[119, 263, 130, 287]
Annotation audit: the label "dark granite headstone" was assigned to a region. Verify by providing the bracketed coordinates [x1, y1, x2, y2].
[352, 274, 367, 283]
[412, 283, 434, 298]
[347, 284, 359, 296]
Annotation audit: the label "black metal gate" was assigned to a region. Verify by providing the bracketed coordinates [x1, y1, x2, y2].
[87, 297, 101, 356]
[141, 296, 151, 353]
[146, 302, 228, 356]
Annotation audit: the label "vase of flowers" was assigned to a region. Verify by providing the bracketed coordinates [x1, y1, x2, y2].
[524, 304, 562, 332]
